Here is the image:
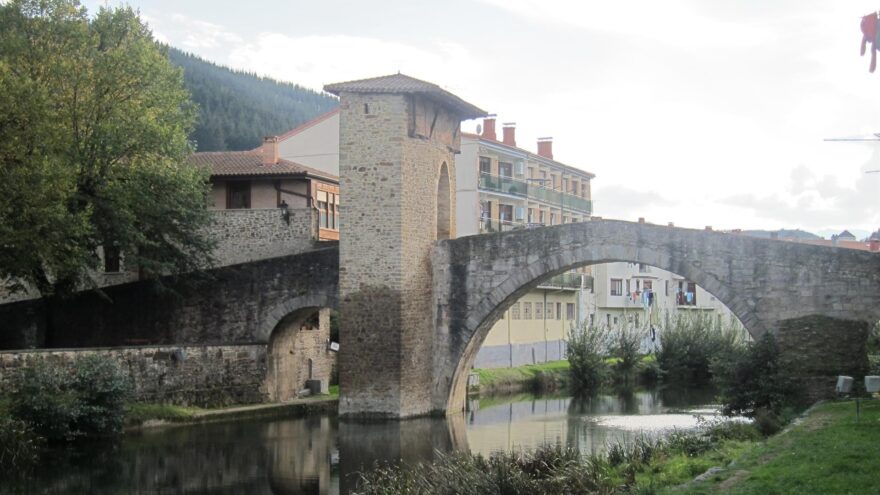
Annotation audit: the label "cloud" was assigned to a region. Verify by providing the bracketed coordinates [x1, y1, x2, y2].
[225, 34, 484, 94]
[169, 13, 242, 50]
[476, 0, 776, 49]
[592, 184, 676, 221]
[721, 151, 880, 230]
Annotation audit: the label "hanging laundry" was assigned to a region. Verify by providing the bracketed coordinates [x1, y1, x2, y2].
[861, 13, 878, 72]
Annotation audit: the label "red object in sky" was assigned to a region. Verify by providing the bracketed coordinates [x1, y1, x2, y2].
[861, 14, 878, 72]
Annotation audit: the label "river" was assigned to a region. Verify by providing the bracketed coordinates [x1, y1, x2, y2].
[7, 386, 720, 494]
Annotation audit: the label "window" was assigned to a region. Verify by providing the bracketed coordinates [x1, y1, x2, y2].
[511, 302, 521, 320]
[104, 246, 120, 273]
[610, 279, 623, 296]
[535, 302, 544, 319]
[635, 313, 640, 327]
[566, 303, 575, 320]
[479, 157, 491, 175]
[546, 302, 554, 320]
[556, 302, 562, 320]
[499, 204, 514, 223]
[498, 162, 513, 177]
[581, 183, 588, 198]
[226, 181, 251, 209]
[613, 316, 619, 325]
[606, 314, 611, 326]
[318, 190, 339, 230]
[635, 280, 641, 292]
[639, 263, 649, 273]
[550, 213, 556, 225]
[527, 208, 534, 223]
[626, 279, 631, 294]
[665, 280, 669, 296]
[590, 313, 595, 326]
[523, 302, 532, 320]
[539, 210, 546, 224]
[644, 280, 653, 291]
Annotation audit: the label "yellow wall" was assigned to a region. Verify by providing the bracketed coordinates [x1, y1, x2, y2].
[483, 289, 579, 347]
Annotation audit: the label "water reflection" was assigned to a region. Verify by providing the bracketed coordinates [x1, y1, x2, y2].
[6, 387, 717, 495]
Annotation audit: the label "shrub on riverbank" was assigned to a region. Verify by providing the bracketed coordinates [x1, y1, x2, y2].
[353, 421, 761, 495]
[710, 333, 798, 432]
[0, 417, 43, 474]
[8, 355, 132, 441]
[567, 324, 610, 394]
[656, 314, 744, 385]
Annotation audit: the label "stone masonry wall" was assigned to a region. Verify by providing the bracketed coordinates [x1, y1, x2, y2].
[0, 208, 319, 307]
[210, 208, 318, 266]
[337, 91, 461, 418]
[338, 92, 407, 417]
[0, 247, 339, 350]
[433, 220, 880, 412]
[0, 344, 269, 406]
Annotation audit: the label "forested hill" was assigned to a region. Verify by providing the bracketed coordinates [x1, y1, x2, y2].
[167, 47, 338, 152]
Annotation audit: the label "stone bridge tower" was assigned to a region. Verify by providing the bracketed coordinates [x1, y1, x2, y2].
[324, 74, 485, 418]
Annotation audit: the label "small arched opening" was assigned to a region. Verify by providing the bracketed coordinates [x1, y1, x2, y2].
[436, 162, 451, 240]
[265, 307, 334, 402]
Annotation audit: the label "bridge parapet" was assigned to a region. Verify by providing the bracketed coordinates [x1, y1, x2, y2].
[432, 219, 880, 413]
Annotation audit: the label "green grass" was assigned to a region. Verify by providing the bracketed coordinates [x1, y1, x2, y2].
[124, 403, 204, 426]
[328, 384, 339, 397]
[473, 360, 571, 392]
[473, 356, 658, 394]
[665, 400, 880, 494]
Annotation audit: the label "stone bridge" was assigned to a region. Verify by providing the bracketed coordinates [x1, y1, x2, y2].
[0, 246, 339, 349]
[430, 220, 880, 414]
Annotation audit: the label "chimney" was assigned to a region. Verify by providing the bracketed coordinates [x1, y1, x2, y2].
[537, 137, 553, 159]
[638, 217, 645, 224]
[261, 136, 279, 165]
[481, 114, 497, 141]
[502, 122, 516, 147]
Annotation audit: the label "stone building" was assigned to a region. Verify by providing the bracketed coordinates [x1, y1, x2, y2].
[190, 136, 340, 241]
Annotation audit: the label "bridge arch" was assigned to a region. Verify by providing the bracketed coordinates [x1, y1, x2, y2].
[441, 246, 753, 414]
[256, 292, 339, 344]
[432, 220, 880, 414]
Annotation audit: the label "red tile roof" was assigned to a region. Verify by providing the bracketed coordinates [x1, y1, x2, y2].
[189, 151, 338, 181]
[324, 73, 486, 119]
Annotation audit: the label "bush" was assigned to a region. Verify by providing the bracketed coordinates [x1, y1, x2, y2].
[711, 332, 796, 419]
[0, 417, 43, 473]
[9, 355, 132, 441]
[567, 323, 610, 394]
[610, 325, 642, 385]
[656, 313, 744, 385]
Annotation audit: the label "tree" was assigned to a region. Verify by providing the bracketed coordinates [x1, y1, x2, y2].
[0, 0, 214, 298]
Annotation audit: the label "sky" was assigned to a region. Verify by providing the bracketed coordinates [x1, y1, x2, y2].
[82, 0, 880, 237]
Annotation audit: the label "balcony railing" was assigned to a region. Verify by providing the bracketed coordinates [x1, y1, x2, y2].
[479, 217, 527, 233]
[478, 172, 593, 214]
[537, 273, 585, 290]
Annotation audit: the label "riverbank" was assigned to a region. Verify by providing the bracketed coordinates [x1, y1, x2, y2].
[471, 357, 659, 395]
[353, 399, 880, 494]
[471, 360, 571, 395]
[667, 399, 880, 494]
[124, 384, 340, 429]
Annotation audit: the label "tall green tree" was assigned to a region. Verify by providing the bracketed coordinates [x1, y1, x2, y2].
[0, 0, 214, 298]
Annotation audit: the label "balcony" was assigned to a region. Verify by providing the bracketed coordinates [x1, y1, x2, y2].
[537, 273, 587, 290]
[478, 172, 593, 215]
[478, 173, 528, 197]
[479, 217, 527, 233]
